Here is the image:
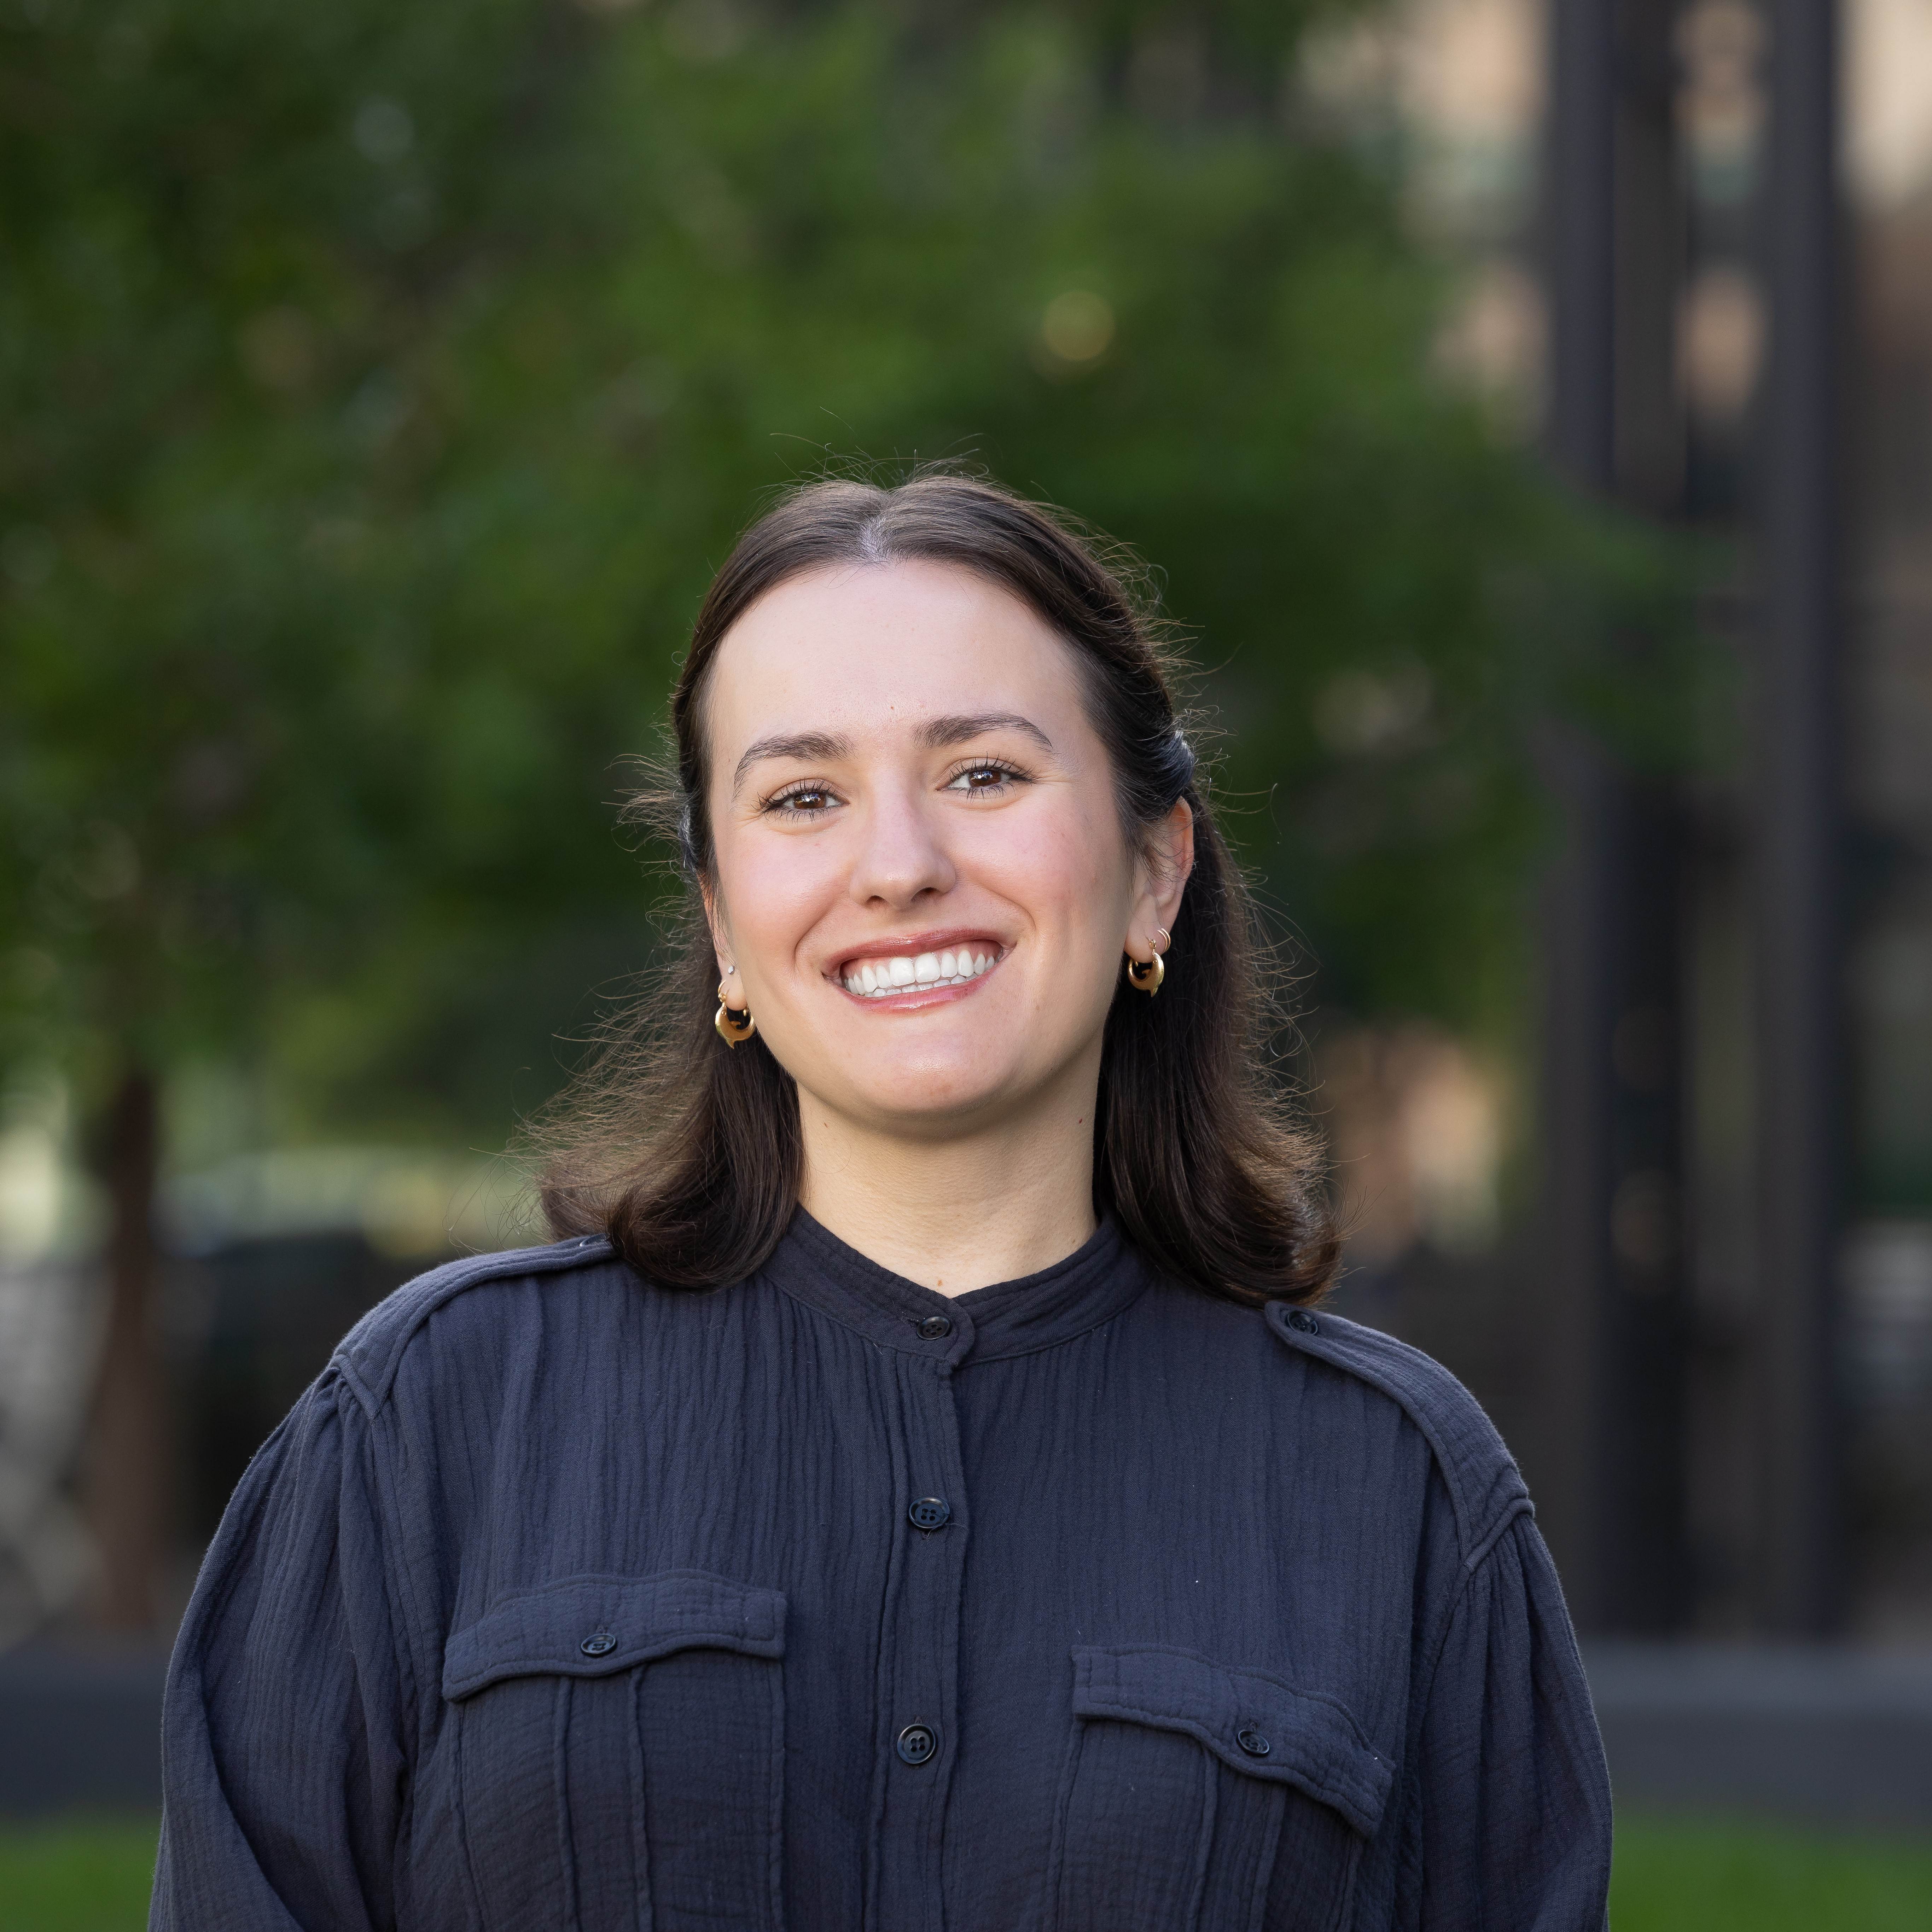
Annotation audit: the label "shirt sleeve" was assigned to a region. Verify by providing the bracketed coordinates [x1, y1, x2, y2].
[1407, 1514, 1612, 1932]
[151, 1370, 411, 1932]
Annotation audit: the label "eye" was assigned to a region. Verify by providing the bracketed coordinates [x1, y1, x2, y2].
[763, 783, 843, 819]
[944, 760, 1027, 795]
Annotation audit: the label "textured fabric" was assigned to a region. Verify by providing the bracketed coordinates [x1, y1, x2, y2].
[152, 1211, 1612, 1932]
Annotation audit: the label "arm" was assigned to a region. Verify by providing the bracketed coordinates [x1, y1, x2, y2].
[1406, 1517, 1612, 1932]
[151, 1371, 410, 1931]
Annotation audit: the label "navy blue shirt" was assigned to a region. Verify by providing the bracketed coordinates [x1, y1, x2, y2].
[153, 1212, 1611, 1931]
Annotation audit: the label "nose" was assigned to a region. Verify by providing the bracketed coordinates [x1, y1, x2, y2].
[848, 780, 956, 910]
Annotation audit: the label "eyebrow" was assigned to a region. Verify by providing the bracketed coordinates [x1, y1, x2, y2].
[731, 731, 851, 795]
[731, 713, 1055, 795]
[918, 712, 1055, 754]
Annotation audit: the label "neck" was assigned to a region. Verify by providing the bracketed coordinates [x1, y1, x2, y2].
[796, 1075, 1100, 1296]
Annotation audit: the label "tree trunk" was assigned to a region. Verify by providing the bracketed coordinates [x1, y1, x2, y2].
[85, 1065, 169, 1631]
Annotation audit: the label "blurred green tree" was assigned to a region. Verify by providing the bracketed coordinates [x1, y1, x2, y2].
[0, 0, 1672, 1623]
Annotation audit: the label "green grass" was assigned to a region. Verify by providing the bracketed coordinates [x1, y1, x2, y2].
[1612, 1816, 1932, 1931]
[0, 1818, 157, 1932]
[0, 1813, 1928, 1929]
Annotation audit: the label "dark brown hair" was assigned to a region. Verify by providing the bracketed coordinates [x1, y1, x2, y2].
[539, 469, 1338, 1307]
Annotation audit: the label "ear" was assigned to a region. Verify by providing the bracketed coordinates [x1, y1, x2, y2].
[1130, 798, 1194, 946]
[700, 875, 735, 983]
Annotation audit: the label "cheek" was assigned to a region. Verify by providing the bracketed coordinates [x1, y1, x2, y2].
[962, 798, 1130, 937]
[712, 825, 839, 967]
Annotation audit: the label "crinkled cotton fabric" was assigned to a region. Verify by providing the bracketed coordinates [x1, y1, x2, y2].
[152, 1211, 1612, 1932]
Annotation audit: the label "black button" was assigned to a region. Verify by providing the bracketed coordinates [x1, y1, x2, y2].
[917, 1315, 953, 1340]
[581, 1630, 617, 1657]
[1236, 1727, 1271, 1757]
[907, 1497, 952, 1531]
[896, 1722, 939, 1765]
[1288, 1309, 1320, 1335]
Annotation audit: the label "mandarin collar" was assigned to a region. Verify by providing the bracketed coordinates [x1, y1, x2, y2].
[764, 1206, 1148, 1364]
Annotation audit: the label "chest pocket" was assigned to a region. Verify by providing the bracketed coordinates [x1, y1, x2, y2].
[442, 1570, 786, 1932]
[1049, 1646, 1392, 1932]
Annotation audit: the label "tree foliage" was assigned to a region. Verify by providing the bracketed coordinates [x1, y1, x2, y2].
[1, 0, 1673, 1147]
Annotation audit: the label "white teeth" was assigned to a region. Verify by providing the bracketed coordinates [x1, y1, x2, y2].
[842, 948, 1000, 997]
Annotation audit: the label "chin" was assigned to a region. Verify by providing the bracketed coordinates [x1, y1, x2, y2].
[835, 1062, 1019, 1134]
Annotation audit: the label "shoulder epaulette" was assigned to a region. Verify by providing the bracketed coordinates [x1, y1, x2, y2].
[1265, 1302, 1531, 1571]
[332, 1234, 615, 1417]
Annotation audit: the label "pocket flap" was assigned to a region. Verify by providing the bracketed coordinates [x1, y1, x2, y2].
[444, 1570, 786, 1700]
[1071, 1645, 1391, 1838]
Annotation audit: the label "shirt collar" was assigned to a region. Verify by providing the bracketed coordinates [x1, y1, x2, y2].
[764, 1206, 1150, 1364]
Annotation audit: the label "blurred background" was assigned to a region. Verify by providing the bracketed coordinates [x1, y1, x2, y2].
[2, 0, 1931, 1920]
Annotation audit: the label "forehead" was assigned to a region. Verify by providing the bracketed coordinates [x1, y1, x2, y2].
[703, 559, 1089, 756]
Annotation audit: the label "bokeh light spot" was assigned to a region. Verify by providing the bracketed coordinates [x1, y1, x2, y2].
[1039, 291, 1116, 366]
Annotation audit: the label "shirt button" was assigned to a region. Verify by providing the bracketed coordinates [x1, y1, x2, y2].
[896, 1722, 940, 1766]
[1236, 1727, 1271, 1757]
[1288, 1309, 1320, 1335]
[581, 1630, 618, 1657]
[917, 1315, 953, 1340]
[907, 1497, 952, 1531]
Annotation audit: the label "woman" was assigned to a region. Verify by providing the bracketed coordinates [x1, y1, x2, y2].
[154, 472, 1611, 1931]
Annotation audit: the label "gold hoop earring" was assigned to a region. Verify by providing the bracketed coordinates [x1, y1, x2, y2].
[1125, 951, 1165, 995]
[714, 980, 757, 1046]
[1152, 927, 1171, 954]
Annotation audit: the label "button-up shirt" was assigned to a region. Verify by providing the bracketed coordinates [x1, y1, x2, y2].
[152, 1212, 1612, 1931]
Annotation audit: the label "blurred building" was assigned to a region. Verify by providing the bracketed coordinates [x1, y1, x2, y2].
[1318, 0, 1932, 1645]
[1844, 0, 1932, 1639]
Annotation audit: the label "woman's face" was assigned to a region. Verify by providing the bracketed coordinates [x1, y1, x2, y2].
[702, 559, 1191, 1142]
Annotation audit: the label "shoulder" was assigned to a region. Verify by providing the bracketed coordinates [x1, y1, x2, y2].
[1263, 1300, 1530, 1572]
[330, 1233, 618, 1416]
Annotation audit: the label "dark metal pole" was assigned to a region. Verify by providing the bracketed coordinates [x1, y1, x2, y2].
[1756, 0, 1845, 1635]
[1535, 0, 1617, 1623]
[1539, 0, 1691, 1633]
[1546, 0, 1616, 494]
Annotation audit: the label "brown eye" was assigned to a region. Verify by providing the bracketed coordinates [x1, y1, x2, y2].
[947, 763, 1020, 793]
[766, 786, 839, 816]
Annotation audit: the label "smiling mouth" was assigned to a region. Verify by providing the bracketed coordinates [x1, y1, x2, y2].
[838, 945, 1001, 1000]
